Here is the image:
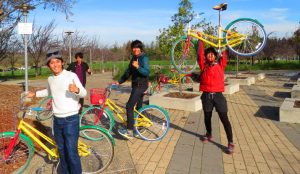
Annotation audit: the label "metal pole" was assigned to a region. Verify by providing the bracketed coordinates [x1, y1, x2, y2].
[69, 36, 71, 64]
[24, 12, 28, 92]
[15, 4, 35, 93]
[65, 31, 74, 64]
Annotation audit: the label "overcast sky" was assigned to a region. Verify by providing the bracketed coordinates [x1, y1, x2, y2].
[28, 0, 300, 47]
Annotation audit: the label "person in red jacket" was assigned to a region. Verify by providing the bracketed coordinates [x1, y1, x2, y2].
[197, 33, 234, 154]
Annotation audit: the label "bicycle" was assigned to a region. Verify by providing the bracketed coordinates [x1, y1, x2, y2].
[171, 2, 267, 74]
[149, 69, 194, 94]
[0, 97, 115, 174]
[80, 84, 170, 141]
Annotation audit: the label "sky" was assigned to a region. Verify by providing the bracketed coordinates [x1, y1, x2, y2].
[28, 0, 300, 47]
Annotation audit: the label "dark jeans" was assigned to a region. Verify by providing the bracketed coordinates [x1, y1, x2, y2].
[53, 115, 81, 174]
[126, 86, 148, 130]
[201, 92, 233, 143]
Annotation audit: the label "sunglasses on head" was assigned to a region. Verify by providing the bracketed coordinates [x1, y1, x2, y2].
[47, 51, 60, 58]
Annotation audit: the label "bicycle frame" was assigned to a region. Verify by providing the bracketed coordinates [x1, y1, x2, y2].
[101, 98, 152, 127]
[4, 119, 58, 160]
[4, 119, 93, 161]
[187, 28, 245, 50]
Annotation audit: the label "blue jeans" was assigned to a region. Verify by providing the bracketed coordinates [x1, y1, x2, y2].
[53, 114, 82, 174]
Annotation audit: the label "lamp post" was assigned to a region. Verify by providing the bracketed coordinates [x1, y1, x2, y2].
[65, 31, 74, 64]
[15, 4, 35, 93]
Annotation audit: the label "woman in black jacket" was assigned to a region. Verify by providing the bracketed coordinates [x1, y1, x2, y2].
[116, 40, 150, 139]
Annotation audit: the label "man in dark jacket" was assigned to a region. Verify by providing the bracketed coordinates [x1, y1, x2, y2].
[116, 40, 150, 139]
[67, 52, 91, 113]
[197, 32, 234, 154]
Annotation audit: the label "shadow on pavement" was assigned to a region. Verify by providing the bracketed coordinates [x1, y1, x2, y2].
[255, 105, 279, 121]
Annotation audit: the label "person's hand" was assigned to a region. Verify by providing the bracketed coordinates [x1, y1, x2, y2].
[87, 68, 92, 75]
[132, 59, 139, 69]
[69, 80, 79, 93]
[197, 31, 202, 37]
[26, 91, 35, 98]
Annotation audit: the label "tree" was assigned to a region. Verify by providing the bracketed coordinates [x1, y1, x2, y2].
[156, 0, 209, 58]
[293, 28, 300, 64]
[0, 0, 75, 65]
[0, 0, 75, 24]
[0, 27, 14, 62]
[6, 36, 22, 76]
[28, 19, 56, 76]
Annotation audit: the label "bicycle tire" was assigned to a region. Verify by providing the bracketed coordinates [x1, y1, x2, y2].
[79, 126, 114, 173]
[37, 96, 53, 121]
[224, 18, 267, 56]
[0, 132, 34, 174]
[181, 76, 194, 91]
[134, 105, 170, 141]
[80, 106, 115, 132]
[171, 36, 198, 74]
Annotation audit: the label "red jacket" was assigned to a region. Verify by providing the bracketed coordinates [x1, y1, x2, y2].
[198, 41, 228, 92]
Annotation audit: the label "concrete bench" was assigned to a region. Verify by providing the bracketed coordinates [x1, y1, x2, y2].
[226, 76, 255, 86]
[149, 91, 202, 112]
[297, 78, 300, 85]
[291, 85, 300, 99]
[224, 83, 239, 95]
[279, 98, 300, 123]
[257, 73, 265, 80]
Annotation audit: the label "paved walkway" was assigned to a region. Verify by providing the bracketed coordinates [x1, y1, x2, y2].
[1, 71, 300, 174]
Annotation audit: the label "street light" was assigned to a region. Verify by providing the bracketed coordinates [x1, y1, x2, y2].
[15, 4, 35, 93]
[65, 31, 74, 64]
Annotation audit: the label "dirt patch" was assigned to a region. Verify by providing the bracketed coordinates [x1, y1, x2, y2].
[163, 92, 199, 99]
[0, 84, 43, 174]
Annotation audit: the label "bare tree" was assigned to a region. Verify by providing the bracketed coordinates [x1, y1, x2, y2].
[61, 30, 88, 63]
[0, 0, 75, 66]
[0, 28, 14, 62]
[5, 35, 22, 76]
[1, 0, 75, 23]
[28, 19, 56, 76]
[293, 28, 300, 64]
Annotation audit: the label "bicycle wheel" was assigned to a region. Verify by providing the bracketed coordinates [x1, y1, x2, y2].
[79, 126, 114, 174]
[37, 96, 53, 121]
[224, 18, 267, 56]
[171, 36, 198, 74]
[80, 106, 115, 132]
[0, 132, 34, 174]
[181, 76, 194, 91]
[134, 105, 170, 141]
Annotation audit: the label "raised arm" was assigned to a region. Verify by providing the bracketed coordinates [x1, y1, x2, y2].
[219, 49, 228, 69]
[197, 39, 205, 71]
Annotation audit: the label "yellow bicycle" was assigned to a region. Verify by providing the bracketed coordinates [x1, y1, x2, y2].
[0, 98, 115, 174]
[171, 2, 267, 74]
[80, 84, 170, 141]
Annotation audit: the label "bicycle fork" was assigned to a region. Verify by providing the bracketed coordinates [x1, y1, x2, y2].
[3, 129, 21, 160]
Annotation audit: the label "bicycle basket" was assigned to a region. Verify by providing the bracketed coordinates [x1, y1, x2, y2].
[90, 88, 106, 105]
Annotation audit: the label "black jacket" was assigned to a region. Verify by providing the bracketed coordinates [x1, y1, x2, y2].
[66, 62, 90, 86]
[118, 53, 150, 88]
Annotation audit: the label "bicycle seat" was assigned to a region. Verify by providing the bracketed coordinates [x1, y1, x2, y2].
[213, 3, 227, 11]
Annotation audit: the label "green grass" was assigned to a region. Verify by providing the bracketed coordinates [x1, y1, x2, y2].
[1, 60, 299, 81]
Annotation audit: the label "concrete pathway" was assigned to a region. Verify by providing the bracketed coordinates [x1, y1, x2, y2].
[2, 71, 300, 174]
